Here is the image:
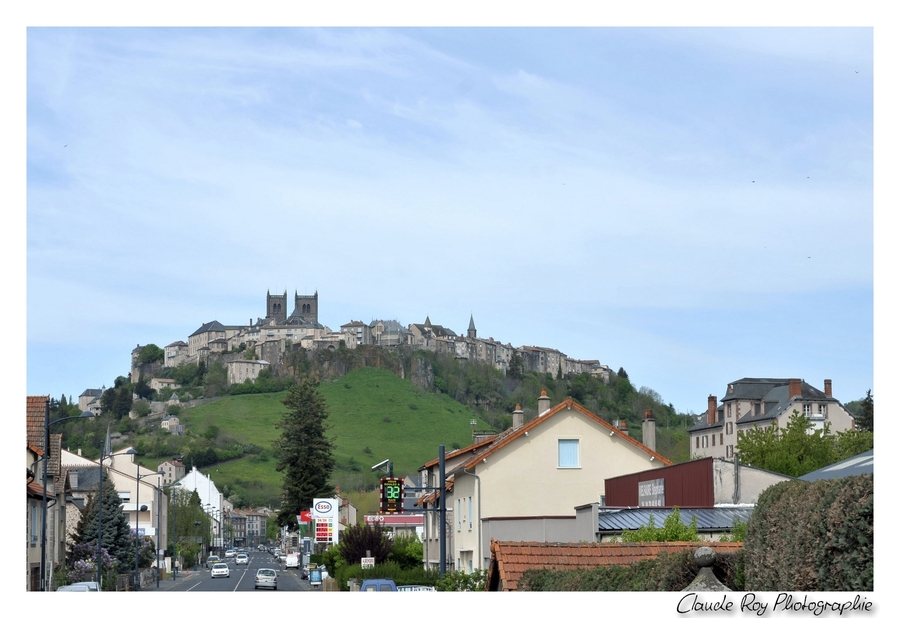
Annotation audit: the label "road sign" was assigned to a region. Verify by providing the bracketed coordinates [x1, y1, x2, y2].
[380, 477, 404, 514]
[361, 557, 375, 569]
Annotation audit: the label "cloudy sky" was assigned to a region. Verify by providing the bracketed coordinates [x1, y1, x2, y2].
[23, 25, 875, 415]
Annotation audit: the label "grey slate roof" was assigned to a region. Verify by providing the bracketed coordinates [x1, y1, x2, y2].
[597, 506, 754, 534]
[799, 450, 873, 482]
[190, 320, 226, 337]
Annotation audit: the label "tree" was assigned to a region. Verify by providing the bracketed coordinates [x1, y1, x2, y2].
[737, 410, 872, 477]
[338, 522, 393, 564]
[136, 343, 164, 365]
[274, 378, 335, 530]
[69, 467, 135, 585]
[856, 390, 874, 432]
[507, 351, 524, 380]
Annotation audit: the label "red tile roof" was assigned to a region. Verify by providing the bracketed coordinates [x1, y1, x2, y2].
[488, 540, 743, 591]
[464, 397, 673, 473]
[26, 396, 49, 449]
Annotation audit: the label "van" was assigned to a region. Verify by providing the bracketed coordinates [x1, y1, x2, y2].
[284, 554, 299, 569]
[360, 579, 398, 591]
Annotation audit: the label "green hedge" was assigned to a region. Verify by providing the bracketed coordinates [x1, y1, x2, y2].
[744, 474, 873, 591]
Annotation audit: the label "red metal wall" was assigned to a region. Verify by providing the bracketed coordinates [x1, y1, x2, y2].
[604, 458, 714, 508]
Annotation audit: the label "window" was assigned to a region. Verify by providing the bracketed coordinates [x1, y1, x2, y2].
[468, 497, 473, 529]
[727, 403, 731, 418]
[819, 404, 828, 417]
[726, 445, 734, 458]
[726, 422, 733, 435]
[720, 433, 724, 445]
[712, 434, 716, 446]
[803, 404, 812, 416]
[696, 436, 700, 449]
[558, 439, 580, 468]
[456, 499, 461, 531]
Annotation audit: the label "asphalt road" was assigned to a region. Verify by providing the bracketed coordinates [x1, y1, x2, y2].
[145, 550, 318, 592]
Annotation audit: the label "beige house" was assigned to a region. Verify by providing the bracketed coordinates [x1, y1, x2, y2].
[227, 359, 270, 385]
[418, 391, 670, 573]
[158, 459, 185, 486]
[690, 377, 858, 460]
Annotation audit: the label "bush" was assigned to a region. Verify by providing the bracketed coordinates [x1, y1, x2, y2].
[743, 475, 872, 591]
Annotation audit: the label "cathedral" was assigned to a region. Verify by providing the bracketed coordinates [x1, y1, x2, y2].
[266, 290, 318, 325]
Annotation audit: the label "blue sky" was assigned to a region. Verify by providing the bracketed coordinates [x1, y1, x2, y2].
[22, 26, 875, 415]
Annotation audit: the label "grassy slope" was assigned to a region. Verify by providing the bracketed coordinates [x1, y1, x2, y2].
[178, 367, 491, 509]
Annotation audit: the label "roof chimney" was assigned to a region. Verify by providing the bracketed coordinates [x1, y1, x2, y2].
[537, 389, 551, 416]
[824, 379, 833, 398]
[512, 403, 524, 429]
[707, 395, 717, 425]
[789, 378, 802, 399]
[642, 409, 656, 453]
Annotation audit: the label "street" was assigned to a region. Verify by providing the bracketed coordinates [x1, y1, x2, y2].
[147, 549, 319, 592]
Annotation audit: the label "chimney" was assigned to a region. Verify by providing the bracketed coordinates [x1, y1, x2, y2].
[618, 420, 628, 435]
[707, 395, 717, 425]
[824, 379, 833, 398]
[512, 403, 524, 429]
[642, 409, 656, 453]
[789, 378, 802, 399]
[537, 389, 551, 416]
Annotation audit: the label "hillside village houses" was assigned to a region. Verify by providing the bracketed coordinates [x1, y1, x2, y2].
[144, 290, 612, 392]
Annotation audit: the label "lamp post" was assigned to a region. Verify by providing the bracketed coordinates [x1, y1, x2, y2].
[134, 468, 163, 590]
[40, 402, 93, 591]
[155, 475, 162, 588]
[96, 446, 136, 589]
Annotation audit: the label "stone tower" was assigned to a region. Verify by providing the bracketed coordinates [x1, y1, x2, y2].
[293, 290, 319, 323]
[467, 314, 477, 339]
[266, 290, 288, 323]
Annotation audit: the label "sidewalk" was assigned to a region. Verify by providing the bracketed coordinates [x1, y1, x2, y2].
[139, 568, 200, 591]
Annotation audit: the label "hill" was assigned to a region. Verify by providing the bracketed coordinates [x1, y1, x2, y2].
[176, 367, 491, 508]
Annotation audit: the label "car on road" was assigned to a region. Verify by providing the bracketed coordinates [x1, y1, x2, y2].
[255, 568, 278, 590]
[211, 563, 230, 578]
[361, 579, 398, 591]
[225, 549, 237, 558]
[206, 554, 221, 568]
[284, 553, 299, 568]
[235, 553, 249, 565]
[70, 581, 101, 591]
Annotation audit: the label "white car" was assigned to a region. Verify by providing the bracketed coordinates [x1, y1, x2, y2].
[211, 563, 230, 578]
[225, 549, 237, 558]
[255, 567, 277, 590]
[235, 553, 249, 565]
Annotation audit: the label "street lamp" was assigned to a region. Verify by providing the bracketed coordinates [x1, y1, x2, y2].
[96, 445, 136, 589]
[134, 468, 163, 590]
[40, 402, 94, 591]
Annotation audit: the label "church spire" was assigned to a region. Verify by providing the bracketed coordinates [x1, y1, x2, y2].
[467, 314, 476, 339]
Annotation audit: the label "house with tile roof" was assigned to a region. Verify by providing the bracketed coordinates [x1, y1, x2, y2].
[487, 540, 743, 591]
[26, 395, 72, 591]
[689, 377, 857, 460]
[417, 391, 671, 574]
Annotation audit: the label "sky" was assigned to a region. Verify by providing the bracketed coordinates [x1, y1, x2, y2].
[22, 25, 875, 416]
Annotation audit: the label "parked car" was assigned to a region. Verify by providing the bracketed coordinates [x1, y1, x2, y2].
[211, 563, 230, 578]
[57, 584, 92, 591]
[361, 579, 398, 591]
[300, 567, 309, 580]
[70, 581, 101, 591]
[255, 567, 278, 590]
[235, 553, 249, 565]
[284, 553, 299, 569]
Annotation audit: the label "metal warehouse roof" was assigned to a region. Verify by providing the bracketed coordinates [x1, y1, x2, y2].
[799, 449, 873, 482]
[597, 506, 754, 532]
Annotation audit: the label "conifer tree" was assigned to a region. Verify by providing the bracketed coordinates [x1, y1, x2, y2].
[69, 467, 134, 582]
[274, 378, 335, 530]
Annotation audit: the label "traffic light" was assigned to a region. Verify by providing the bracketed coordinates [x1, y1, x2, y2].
[379, 477, 404, 514]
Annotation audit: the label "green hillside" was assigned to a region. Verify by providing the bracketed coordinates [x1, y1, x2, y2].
[177, 367, 491, 508]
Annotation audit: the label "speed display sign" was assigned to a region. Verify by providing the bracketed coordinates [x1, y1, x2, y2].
[379, 477, 404, 514]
